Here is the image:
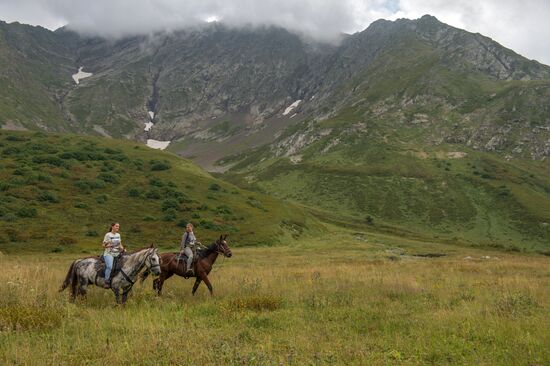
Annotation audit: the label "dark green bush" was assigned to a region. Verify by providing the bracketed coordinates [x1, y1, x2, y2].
[74, 202, 88, 209]
[74, 179, 106, 192]
[208, 183, 221, 191]
[38, 191, 59, 203]
[216, 205, 233, 215]
[32, 155, 67, 168]
[161, 199, 180, 212]
[128, 188, 141, 197]
[0, 182, 11, 192]
[2, 213, 17, 222]
[150, 159, 171, 171]
[198, 219, 221, 230]
[163, 209, 177, 222]
[16, 207, 37, 218]
[2, 147, 21, 156]
[5, 135, 28, 142]
[145, 189, 161, 199]
[86, 230, 99, 237]
[149, 178, 164, 187]
[97, 173, 119, 184]
[96, 194, 109, 204]
[176, 219, 189, 228]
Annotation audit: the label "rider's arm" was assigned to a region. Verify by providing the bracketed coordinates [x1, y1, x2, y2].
[102, 233, 112, 248]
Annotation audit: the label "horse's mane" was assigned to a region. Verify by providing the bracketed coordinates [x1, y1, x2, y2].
[127, 247, 154, 255]
[198, 242, 218, 258]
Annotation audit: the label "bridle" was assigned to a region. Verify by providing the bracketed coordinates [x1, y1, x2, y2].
[121, 248, 159, 285]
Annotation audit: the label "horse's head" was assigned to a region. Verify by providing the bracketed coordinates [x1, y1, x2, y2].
[145, 246, 161, 275]
[216, 234, 232, 258]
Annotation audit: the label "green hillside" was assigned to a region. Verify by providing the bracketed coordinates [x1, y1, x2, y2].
[222, 131, 550, 251]
[0, 130, 320, 253]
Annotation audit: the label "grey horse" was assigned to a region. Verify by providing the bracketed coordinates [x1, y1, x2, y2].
[60, 245, 161, 304]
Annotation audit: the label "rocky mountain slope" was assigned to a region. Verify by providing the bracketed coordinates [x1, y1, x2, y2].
[1, 16, 549, 163]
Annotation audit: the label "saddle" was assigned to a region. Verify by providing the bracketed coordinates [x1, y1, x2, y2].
[94, 254, 125, 280]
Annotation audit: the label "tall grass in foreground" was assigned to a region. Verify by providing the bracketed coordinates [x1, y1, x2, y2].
[0, 238, 549, 365]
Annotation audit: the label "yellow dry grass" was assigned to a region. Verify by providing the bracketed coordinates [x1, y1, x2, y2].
[1, 233, 549, 365]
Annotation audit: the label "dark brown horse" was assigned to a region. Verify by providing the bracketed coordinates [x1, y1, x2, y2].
[140, 235, 232, 296]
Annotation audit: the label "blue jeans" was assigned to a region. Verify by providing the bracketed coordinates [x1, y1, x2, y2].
[104, 254, 114, 280]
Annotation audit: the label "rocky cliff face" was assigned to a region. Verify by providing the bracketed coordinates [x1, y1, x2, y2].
[0, 16, 549, 162]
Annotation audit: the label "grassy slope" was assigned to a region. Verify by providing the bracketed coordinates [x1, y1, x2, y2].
[224, 133, 550, 251]
[1, 232, 549, 364]
[0, 130, 320, 253]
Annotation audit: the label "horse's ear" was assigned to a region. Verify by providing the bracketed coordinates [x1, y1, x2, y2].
[219, 234, 223, 241]
[223, 234, 228, 240]
[150, 243, 155, 248]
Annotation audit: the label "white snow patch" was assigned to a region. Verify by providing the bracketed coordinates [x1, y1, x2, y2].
[146, 139, 170, 150]
[148, 111, 155, 120]
[290, 113, 297, 119]
[311, 95, 315, 100]
[72, 67, 93, 84]
[282, 100, 302, 116]
[144, 122, 154, 131]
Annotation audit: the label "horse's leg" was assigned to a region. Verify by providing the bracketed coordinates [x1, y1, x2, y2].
[121, 287, 131, 304]
[192, 278, 202, 296]
[156, 272, 173, 296]
[78, 278, 87, 299]
[113, 287, 120, 304]
[198, 271, 213, 296]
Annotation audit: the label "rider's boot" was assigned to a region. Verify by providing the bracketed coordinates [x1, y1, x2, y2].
[185, 259, 194, 277]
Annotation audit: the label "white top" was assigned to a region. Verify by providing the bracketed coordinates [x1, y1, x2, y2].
[103, 232, 122, 256]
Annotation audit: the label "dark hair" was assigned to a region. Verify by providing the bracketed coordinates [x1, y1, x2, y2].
[110, 222, 119, 232]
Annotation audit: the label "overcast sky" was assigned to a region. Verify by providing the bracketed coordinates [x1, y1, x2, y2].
[1, 0, 549, 65]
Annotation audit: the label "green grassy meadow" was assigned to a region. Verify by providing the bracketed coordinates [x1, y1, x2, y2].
[1, 231, 549, 365]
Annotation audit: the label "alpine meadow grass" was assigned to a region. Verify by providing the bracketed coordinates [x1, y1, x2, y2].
[1, 232, 549, 365]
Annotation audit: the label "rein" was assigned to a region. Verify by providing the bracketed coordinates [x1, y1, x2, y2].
[121, 249, 157, 286]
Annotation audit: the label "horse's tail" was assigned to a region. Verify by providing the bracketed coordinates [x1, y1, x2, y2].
[59, 259, 79, 293]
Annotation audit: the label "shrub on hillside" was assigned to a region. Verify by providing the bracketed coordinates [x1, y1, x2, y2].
[216, 205, 233, 215]
[38, 191, 59, 203]
[149, 178, 164, 187]
[97, 172, 120, 184]
[74, 179, 106, 192]
[163, 209, 177, 222]
[96, 194, 109, 204]
[145, 189, 161, 199]
[74, 202, 88, 209]
[32, 155, 67, 168]
[16, 207, 37, 218]
[128, 188, 141, 197]
[5, 135, 28, 142]
[198, 219, 221, 230]
[0, 182, 10, 192]
[208, 183, 221, 191]
[2, 213, 17, 222]
[150, 159, 171, 171]
[161, 199, 180, 212]
[176, 219, 189, 228]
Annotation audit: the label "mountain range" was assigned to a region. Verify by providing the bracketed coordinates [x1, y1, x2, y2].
[0, 15, 549, 249]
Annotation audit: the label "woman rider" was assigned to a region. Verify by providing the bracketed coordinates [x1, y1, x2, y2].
[180, 223, 197, 276]
[102, 222, 125, 288]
